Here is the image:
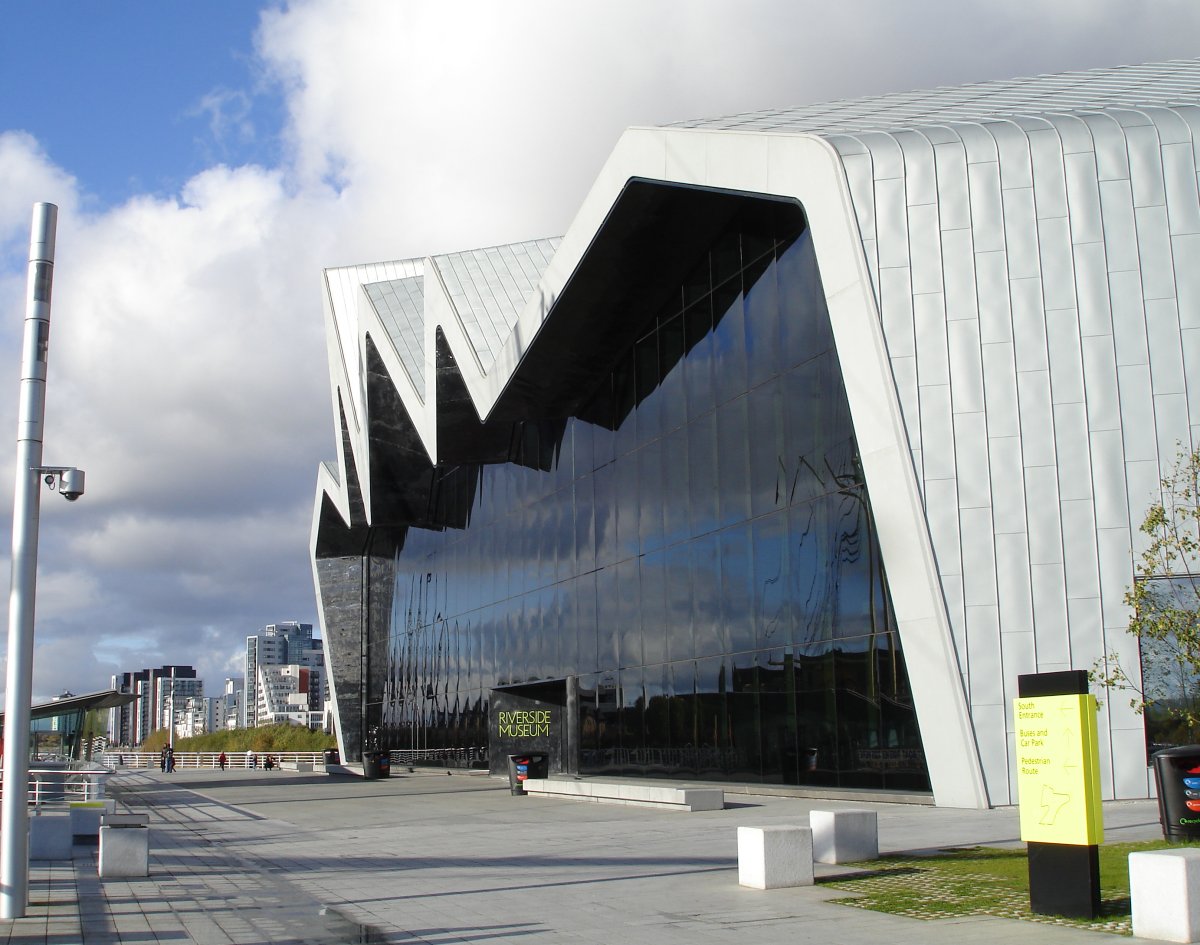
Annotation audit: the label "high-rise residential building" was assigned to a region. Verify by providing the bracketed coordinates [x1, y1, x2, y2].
[107, 672, 136, 746]
[211, 677, 243, 731]
[121, 665, 196, 745]
[256, 665, 323, 729]
[156, 675, 203, 733]
[243, 622, 324, 727]
[174, 695, 210, 739]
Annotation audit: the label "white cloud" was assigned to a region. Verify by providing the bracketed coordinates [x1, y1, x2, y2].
[2, 0, 1200, 705]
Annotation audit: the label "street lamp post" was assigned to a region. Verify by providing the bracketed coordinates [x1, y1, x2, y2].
[0, 204, 85, 919]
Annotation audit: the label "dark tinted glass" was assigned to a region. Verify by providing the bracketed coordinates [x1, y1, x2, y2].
[374, 203, 930, 791]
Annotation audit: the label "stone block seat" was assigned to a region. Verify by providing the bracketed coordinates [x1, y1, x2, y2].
[1130, 848, 1200, 943]
[99, 813, 150, 878]
[29, 813, 73, 860]
[71, 799, 116, 843]
[737, 825, 814, 889]
[519, 778, 723, 812]
[810, 809, 879, 864]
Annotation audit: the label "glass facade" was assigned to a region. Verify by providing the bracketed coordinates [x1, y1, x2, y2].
[369, 205, 930, 791]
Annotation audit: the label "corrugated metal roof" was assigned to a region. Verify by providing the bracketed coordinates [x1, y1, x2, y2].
[364, 275, 425, 391]
[431, 237, 562, 373]
[671, 59, 1200, 134]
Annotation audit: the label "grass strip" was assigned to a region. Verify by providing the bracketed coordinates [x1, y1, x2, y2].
[821, 840, 1187, 936]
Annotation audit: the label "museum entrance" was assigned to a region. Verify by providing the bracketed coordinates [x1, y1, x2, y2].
[488, 678, 579, 778]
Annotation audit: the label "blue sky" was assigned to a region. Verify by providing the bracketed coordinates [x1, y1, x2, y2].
[1, 0, 1200, 708]
[0, 4, 282, 208]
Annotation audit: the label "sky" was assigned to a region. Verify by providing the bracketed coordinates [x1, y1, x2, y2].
[0, 0, 1198, 707]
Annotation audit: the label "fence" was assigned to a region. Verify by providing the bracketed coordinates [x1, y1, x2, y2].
[389, 747, 488, 769]
[0, 766, 109, 807]
[100, 751, 328, 770]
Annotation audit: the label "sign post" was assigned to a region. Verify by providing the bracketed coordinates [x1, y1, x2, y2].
[1014, 670, 1104, 918]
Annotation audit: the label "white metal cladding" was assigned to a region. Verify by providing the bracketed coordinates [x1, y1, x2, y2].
[823, 103, 1200, 806]
[313, 58, 1200, 808]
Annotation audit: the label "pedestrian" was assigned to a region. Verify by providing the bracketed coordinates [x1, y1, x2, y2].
[159, 747, 167, 772]
[264, 755, 274, 771]
[248, 750, 257, 769]
[219, 751, 227, 771]
[166, 746, 176, 773]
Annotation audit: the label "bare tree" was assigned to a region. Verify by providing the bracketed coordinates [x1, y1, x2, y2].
[1094, 446, 1200, 746]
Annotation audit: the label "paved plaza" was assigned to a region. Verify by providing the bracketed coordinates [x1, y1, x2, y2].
[0, 769, 1168, 944]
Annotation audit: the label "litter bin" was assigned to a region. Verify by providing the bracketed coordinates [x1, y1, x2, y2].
[506, 754, 548, 795]
[362, 750, 390, 779]
[1152, 745, 1200, 840]
[322, 747, 340, 766]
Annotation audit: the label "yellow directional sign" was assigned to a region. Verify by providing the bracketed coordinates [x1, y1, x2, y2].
[1013, 694, 1104, 845]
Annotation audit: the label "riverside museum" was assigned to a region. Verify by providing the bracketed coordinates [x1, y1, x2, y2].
[311, 60, 1200, 808]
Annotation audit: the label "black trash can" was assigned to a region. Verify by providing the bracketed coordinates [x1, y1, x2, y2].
[1152, 745, 1200, 840]
[362, 750, 390, 780]
[322, 747, 340, 766]
[506, 754, 548, 795]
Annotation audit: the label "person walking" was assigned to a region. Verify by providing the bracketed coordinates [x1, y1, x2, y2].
[218, 751, 227, 771]
[159, 747, 167, 773]
[166, 746, 176, 773]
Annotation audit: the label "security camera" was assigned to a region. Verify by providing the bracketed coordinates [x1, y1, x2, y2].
[59, 467, 85, 501]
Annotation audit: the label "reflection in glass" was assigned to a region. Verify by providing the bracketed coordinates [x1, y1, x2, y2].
[376, 207, 930, 792]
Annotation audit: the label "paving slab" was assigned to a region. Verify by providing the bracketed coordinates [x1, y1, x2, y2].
[0, 768, 1169, 943]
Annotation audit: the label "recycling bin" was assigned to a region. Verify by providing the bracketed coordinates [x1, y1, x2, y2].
[506, 754, 548, 795]
[362, 750, 391, 780]
[1152, 745, 1200, 840]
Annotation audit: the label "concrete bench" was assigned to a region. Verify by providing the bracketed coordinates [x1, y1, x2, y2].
[810, 809, 878, 864]
[71, 800, 116, 843]
[99, 813, 150, 878]
[281, 761, 313, 772]
[737, 825, 814, 889]
[29, 813, 73, 860]
[521, 779, 724, 812]
[1130, 848, 1200, 942]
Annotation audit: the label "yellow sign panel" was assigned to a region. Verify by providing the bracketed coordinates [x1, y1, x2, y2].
[1013, 694, 1104, 845]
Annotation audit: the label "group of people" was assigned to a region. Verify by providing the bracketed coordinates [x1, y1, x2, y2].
[214, 750, 277, 771]
[158, 745, 175, 773]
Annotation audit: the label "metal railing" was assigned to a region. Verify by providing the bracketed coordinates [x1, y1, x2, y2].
[389, 747, 488, 769]
[100, 751, 329, 770]
[0, 766, 109, 808]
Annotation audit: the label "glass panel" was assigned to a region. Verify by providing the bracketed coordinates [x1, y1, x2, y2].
[593, 462, 618, 568]
[686, 411, 719, 537]
[662, 428, 690, 547]
[640, 551, 667, 666]
[643, 663, 669, 775]
[617, 557, 642, 669]
[634, 330, 661, 446]
[620, 666, 645, 773]
[753, 512, 788, 651]
[691, 532, 724, 659]
[684, 299, 714, 420]
[747, 378, 786, 518]
[721, 524, 754, 655]
[745, 255, 781, 389]
[373, 202, 929, 792]
[659, 312, 687, 433]
[595, 565, 619, 671]
[638, 439, 665, 554]
[712, 289, 747, 407]
[665, 541, 694, 664]
[717, 396, 750, 529]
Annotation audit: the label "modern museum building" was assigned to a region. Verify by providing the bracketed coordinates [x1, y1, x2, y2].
[311, 59, 1200, 808]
